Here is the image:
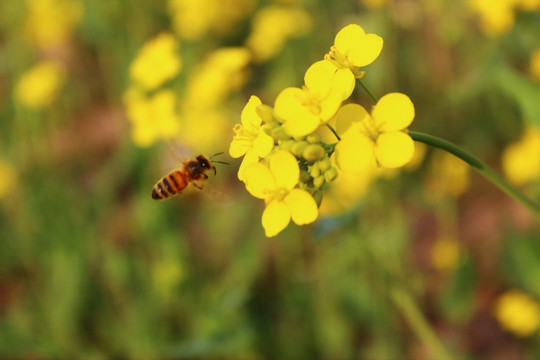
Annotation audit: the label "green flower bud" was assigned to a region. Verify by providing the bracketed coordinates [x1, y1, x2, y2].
[306, 133, 321, 144]
[255, 104, 275, 123]
[300, 170, 311, 183]
[271, 126, 290, 140]
[318, 157, 331, 172]
[291, 141, 308, 157]
[303, 144, 325, 162]
[261, 121, 280, 135]
[279, 139, 295, 152]
[309, 162, 320, 178]
[324, 167, 338, 182]
[313, 175, 325, 188]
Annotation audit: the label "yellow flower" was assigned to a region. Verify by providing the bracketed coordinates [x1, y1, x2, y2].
[335, 93, 415, 171]
[185, 47, 251, 107]
[468, 0, 515, 36]
[274, 60, 354, 137]
[325, 24, 383, 79]
[168, 0, 255, 40]
[14, 60, 66, 109]
[425, 150, 471, 199]
[430, 236, 460, 272]
[319, 160, 378, 216]
[494, 290, 540, 337]
[0, 159, 17, 199]
[24, 0, 83, 48]
[124, 89, 181, 147]
[516, 0, 540, 11]
[502, 126, 540, 186]
[243, 150, 318, 237]
[129, 33, 181, 91]
[529, 49, 540, 83]
[246, 5, 312, 62]
[229, 96, 274, 180]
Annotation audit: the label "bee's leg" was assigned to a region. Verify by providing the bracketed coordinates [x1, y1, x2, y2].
[193, 182, 204, 190]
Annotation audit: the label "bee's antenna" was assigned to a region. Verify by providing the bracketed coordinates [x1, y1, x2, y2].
[212, 160, 230, 165]
[210, 152, 224, 159]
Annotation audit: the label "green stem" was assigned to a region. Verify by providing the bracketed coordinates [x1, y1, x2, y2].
[389, 286, 454, 360]
[357, 79, 378, 103]
[409, 130, 540, 217]
[326, 124, 341, 141]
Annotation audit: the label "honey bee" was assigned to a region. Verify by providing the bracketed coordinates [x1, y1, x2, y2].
[151, 153, 228, 200]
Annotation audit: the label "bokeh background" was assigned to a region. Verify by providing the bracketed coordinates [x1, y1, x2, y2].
[1, 0, 540, 359]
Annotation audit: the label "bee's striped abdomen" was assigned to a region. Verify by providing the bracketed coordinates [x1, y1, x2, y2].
[151, 170, 188, 200]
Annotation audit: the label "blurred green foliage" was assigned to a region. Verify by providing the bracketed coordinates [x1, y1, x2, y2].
[1, 0, 540, 359]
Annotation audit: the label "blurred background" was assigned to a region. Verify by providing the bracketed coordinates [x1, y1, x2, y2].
[1, 0, 540, 359]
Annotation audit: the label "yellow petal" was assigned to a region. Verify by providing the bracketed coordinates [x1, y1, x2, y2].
[243, 162, 276, 198]
[283, 113, 321, 137]
[334, 134, 376, 173]
[334, 24, 366, 54]
[274, 87, 310, 122]
[229, 136, 250, 158]
[333, 68, 355, 100]
[375, 132, 415, 168]
[262, 200, 291, 237]
[372, 93, 415, 132]
[284, 189, 318, 225]
[241, 95, 263, 129]
[269, 150, 299, 190]
[253, 131, 274, 157]
[346, 34, 383, 67]
[304, 60, 335, 96]
[334, 104, 370, 136]
[238, 150, 259, 181]
[319, 90, 343, 122]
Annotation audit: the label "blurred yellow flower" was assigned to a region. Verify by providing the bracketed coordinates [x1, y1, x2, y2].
[425, 150, 471, 199]
[185, 47, 251, 107]
[243, 150, 318, 237]
[230, 96, 274, 181]
[319, 161, 377, 216]
[177, 106, 230, 154]
[468, 0, 515, 36]
[169, 0, 255, 41]
[24, 0, 83, 48]
[14, 60, 66, 109]
[0, 160, 17, 199]
[325, 24, 383, 79]
[430, 236, 460, 272]
[529, 49, 540, 83]
[516, 0, 540, 11]
[124, 89, 181, 147]
[274, 60, 354, 137]
[129, 33, 181, 91]
[502, 126, 540, 186]
[494, 290, 540, 337]
[335, 93, 415, 171]
[246, 5, 312, 62]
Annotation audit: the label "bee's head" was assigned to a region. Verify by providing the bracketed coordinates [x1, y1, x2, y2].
[197, 155, 216, 175]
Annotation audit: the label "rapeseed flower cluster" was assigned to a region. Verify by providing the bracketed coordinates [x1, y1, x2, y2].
[168, 0, 255, 41]
[468, 0, 540, 36]
[494, 290, 540, 337]
[246, 5, 312, 63]
[14, 60, 67, 109]
[502, 126, 540, 186]
[23, 0, 83, 49]
[230, 24, 417, 237]
[124, 33, 182, 147]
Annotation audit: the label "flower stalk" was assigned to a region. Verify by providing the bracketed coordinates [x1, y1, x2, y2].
[409, 130, 540, 218]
